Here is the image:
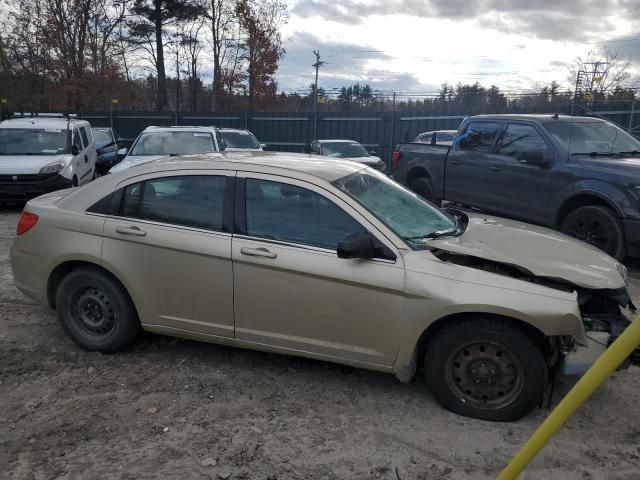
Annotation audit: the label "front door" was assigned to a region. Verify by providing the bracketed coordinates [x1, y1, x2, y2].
[101, 172, 235, 337]
[232, 173, 405, 368]
[484, 122, 554, 224]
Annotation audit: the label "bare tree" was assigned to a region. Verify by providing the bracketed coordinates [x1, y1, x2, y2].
[569, 47, 632, 97]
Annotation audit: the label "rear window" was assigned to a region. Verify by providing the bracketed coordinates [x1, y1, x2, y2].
[130, 131, 216, 156]
[220, 131, 260, 149]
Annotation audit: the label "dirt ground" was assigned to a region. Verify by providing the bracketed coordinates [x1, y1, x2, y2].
[1, 206, 639, 480]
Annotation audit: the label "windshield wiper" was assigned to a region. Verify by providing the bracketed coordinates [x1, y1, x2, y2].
[617, 150, 640, 155]
[571, 152, 617, 157]
[404, 215, 463, 240]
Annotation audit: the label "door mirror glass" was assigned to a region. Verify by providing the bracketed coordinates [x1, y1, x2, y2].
[521, 150, 548, 167]
[71, 144, 80, 156]
[337, 232, 377, 259]
[117, 148, 128, 160]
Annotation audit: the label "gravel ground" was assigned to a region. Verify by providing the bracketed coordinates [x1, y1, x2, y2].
[1, 206, 639, 480]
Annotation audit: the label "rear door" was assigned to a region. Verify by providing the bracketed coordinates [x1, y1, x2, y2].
[484, 122, 554, 223]
[445, 121, 501, 208]
[101, 171, 235, 337]
[78, 126, 92, 183]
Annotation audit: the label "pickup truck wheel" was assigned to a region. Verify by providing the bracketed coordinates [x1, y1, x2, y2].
[424, 318, 547, 421]
[410, 177, 433, 203]
[55, 268, 140, 353]
[560, 205, 626, 260]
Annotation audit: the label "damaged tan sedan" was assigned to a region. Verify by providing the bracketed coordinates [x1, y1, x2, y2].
[10, 152, 635, 421]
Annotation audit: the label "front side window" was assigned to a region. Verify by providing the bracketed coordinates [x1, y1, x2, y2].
[120, 175, 226, 231]
[320, 142, 369, 158]
[79, 127, 90, 147]
[245, 179, 365, 249]
[496, 124, 549, 161]
[333, 170, 455, 250]
[130, 131, 216, 156]
[0, 128, 68, 155]
[455, 122, 499, 152]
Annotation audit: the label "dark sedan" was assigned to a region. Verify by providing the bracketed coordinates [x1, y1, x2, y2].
[92, 128, 121, 175]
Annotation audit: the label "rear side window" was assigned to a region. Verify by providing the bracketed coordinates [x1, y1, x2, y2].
[456, 122, 499, 152]
[72, 130, 83, 152]
[120, 176, 226, 231]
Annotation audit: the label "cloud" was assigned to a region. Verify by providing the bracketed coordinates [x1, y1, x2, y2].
[277, 31, 430, 92]
[291, 0, 637, 42]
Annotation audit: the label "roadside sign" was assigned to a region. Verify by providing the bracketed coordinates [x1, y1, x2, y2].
[1, 98, 7, 104]
[111, 98, 119, 105]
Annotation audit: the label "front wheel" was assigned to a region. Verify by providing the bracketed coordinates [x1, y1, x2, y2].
[424, 318, 547, 421]
[560, 205, 626, 260]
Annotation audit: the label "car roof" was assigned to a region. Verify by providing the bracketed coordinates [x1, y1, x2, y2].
[110, 151, 367, 183]
[142, 125, 217, 132]
[469, 114, 608, 124]
[315, 139, 362, 144]
[0, 117, 89, 129]
[219, 128, 252, 133]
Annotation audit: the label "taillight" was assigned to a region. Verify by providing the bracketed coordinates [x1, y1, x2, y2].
[16, 212, 39, 236]
[391, 151, 401, 170]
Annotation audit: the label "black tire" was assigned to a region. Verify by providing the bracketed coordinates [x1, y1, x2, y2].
[410, 177, 434, 203]
[424, 317, 547, 422]
[55, 267, 140, 353]
[560, 205, 626, 260]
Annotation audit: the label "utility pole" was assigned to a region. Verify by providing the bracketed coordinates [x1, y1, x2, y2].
[312, 50, 325, 140]
[175, 48, 180, 125]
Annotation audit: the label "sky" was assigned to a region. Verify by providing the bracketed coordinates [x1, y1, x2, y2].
[276, 0, 640, 96]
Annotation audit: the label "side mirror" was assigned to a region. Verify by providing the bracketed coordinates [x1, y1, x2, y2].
[71, 144, 80, 156]
[303, 144, 312, 154]
[337, 232, 396, 261]
[520, 150, 551, 168]
[260, 143, 267, 150]
[369, 150, 377, 156]
[116, 148, 128, 160]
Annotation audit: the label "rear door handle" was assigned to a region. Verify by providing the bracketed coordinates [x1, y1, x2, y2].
[116, 226, 147, 236]
[449, 160, 460, 165]
[489, 165, 501, 171]
[240, 247, 277, 259]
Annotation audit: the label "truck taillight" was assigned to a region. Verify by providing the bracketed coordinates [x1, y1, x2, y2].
[16, 212, 39, 236]
[391, 151, 401, 170]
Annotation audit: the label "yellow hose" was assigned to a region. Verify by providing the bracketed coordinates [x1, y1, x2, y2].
[497, 315, 640, 480]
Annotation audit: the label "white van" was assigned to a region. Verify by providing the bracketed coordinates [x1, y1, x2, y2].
[0, 115, 97, 200]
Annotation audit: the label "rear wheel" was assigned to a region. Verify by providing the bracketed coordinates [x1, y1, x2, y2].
[410, 177, 434, 203]
[560, 205, 626, 260]
[55, 268, 140, 352]
[424, 318, 547, 421]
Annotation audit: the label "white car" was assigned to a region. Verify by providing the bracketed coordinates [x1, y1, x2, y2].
[308, 139, 387, 173]
[0, 115, 96, 199]
[110, 125, 224, 173]
[219, 128, 264, 151]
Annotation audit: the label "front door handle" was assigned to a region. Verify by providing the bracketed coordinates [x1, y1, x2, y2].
[116, 226, 147, 236]
[489, 165, 501, 171]
[240, 247, 277, 259]
[449, 159, 460, 165]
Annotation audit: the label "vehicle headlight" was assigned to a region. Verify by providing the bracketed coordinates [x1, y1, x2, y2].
[39, 161, 66, 174]
[615, 262, 628, 283]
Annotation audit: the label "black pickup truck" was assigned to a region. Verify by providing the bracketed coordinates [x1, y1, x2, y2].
[391, 114, 640, 260]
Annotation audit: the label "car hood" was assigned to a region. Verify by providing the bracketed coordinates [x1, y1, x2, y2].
[424, 213, 625, 290]
[0, 154, 70, 174]
[343, 155, 383, 165]
[574, 155, 640, 175]
[109, 155, 169, 173]
[224, 147, 262, 152]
